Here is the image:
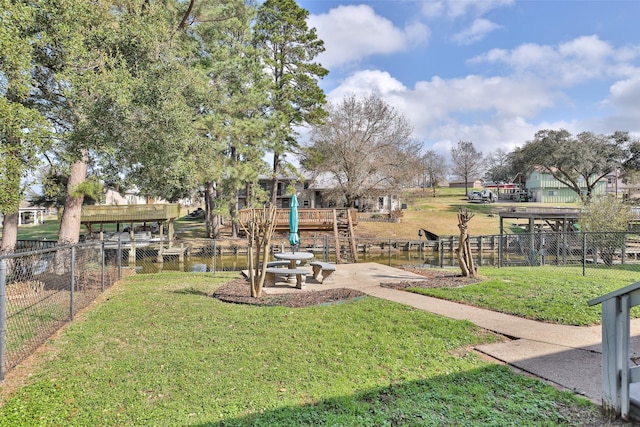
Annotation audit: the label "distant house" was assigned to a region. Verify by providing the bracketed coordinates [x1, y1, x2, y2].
[448, 179, 482, 189]
[103, 188, 195, 207]
[0, 201, 49, 226]
[240, 175, 315, 209]
[525, 170, 606, 203]
[238, 174, 401, 213]
[603, 171, 640, 199]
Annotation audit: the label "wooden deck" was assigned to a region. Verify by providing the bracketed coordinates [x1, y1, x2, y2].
[238, 208, 358, 232]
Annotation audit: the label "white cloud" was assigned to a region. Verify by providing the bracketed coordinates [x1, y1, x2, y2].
[606, 75, 640, 114]
[327, 69, 562, 157]
[327, 70, 408, 101]
[452, 18, 501, 45]
[471, 35, 640, 86]
[421, 0, 514, 20]
[308, 5, 430, 69]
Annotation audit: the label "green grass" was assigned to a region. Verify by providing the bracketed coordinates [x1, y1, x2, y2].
[0, 272, 600, 425]
[410, 266, 640, 326]
[14, 220, 63, 241]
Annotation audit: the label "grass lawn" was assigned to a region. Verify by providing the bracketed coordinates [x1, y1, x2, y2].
[410, 266, 640, 326]
[0, 272, 600, 426]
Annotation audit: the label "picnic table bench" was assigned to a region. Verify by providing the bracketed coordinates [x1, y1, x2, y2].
[259, 260, 290, 268]
[310, 261, 336, 284]
[264, 267, 309, 289]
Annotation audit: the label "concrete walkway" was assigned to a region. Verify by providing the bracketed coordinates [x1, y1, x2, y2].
[262, 262, 640, 405]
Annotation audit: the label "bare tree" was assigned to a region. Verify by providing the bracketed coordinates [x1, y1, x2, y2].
[420, 150, 447, 197]
[484, 148, 514, 190]
[303, 93, 421, 208]
[451, 140, 484, 197]
[241, 206, 278, 297]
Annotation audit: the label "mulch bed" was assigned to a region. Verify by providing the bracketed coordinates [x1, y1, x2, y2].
[213, 268, 480, 308]
[213, 278, 367, 308]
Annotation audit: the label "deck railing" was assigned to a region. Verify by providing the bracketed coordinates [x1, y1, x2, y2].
[238, 208, 358, 230]
[589, 282, 640, 421]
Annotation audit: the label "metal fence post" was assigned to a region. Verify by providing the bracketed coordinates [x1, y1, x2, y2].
[117, 238, 122, 280]
[70, 246, 76, 321]
[212, 239, 217, 274]
[0, 258, 6, 382]
[101, 241, 105, 292]
[583, 232, 587, 277]
[324, 235, 329, 263]
[388, 238, 392, 266]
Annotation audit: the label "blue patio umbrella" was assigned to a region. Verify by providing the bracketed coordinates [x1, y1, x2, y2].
[289, 193, 300, 250]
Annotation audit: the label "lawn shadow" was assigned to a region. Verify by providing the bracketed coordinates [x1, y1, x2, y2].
[173, 287, 210, 297]
[190, 365, 606, 426]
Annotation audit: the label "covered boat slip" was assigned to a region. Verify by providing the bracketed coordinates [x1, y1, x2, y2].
[499, 207, 581, 234]
[80, 204, 187, 263]
[80, 204, 180, 240]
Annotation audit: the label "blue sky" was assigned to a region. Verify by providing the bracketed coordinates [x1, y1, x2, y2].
[298, 0, 640, 159]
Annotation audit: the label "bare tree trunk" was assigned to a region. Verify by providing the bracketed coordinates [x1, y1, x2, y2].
[0, 212, 19, 254]
[241, 206, 277, 298]
[58, 153, 88, 245]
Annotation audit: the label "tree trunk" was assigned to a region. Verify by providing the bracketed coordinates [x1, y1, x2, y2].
[270, 153, 280, 207]
[58, 153, 88, 245]
[204, 181, 220, 239]
[230, 188, 239, 238]
[0, 212, 19, 254]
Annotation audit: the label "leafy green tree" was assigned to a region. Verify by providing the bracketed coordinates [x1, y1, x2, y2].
[303, 93, 420, 208]
[29, 0, 211, 243]
[580, 196, 633, 266]
[0, 0, 49, 252]
[450, 141, 484, 197]
[253, 0, 328, 205]
[25, 0, 147, 244]
[195, 0, 271, 238]
[511, 129, 626, 203]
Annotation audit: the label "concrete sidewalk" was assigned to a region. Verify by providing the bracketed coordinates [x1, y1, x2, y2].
[262, 262, 640, 404]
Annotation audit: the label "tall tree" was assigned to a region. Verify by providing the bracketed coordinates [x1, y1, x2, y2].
[420, 150, 447, 197]
[195, 0, 270, 238]
[0, 0, 48, 253]
[451, 140, 484, 197]
[30, 0, 213, 244]
[27, 0, 146, 244]
[511, 129, 626, 203]
[303, 93, 420, 208]
[253, 0, 328, 206]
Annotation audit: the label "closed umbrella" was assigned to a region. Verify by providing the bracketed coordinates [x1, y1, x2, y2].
[289, 193, 300, 251]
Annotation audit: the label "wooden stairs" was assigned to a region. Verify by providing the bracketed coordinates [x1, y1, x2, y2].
[333, 209, 358, 264]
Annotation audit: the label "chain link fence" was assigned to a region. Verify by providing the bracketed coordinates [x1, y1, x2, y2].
[2, 231, 640, 379]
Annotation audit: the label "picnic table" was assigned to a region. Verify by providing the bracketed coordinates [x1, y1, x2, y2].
[273, 251, 314, 284]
